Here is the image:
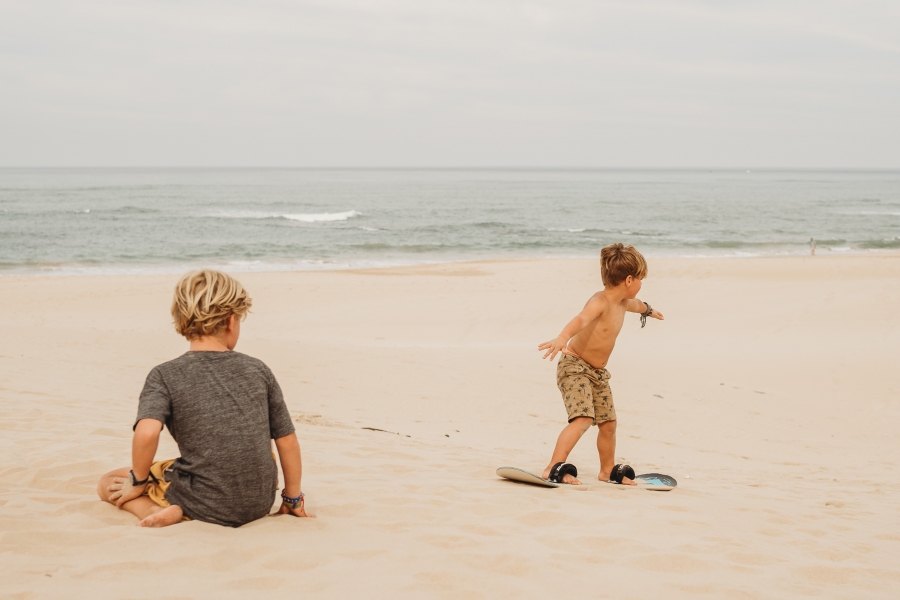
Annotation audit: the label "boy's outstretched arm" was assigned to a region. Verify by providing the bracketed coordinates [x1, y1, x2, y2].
[109, 418, 162, 507]
[274, 433, 313, 518]
[538, 297, 606, 360]
[625, 298, 665, 321]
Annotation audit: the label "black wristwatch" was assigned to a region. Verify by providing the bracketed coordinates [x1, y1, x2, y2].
[129, 470, 150, 486]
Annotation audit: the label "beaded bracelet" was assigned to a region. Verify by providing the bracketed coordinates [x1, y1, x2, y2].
[281, 490, 305, 509]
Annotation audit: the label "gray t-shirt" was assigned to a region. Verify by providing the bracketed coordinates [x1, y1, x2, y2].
[135, 351, 295, 527]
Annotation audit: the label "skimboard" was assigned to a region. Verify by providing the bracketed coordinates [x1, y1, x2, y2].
[496, 466, 677, 491]
[496, 467, 561, 488]
[602, 472, 677, 491]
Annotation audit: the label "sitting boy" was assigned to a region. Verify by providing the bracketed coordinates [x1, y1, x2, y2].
[537, 243, 664, 485]
[97, 270, 311, 527]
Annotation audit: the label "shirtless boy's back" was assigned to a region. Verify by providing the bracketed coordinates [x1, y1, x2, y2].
[537, 243, 664, 485]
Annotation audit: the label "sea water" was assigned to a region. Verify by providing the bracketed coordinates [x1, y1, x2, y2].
[1, 168, 898, 276]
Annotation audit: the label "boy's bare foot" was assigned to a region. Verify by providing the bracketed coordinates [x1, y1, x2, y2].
[541, 467, 582, 485]
[599, 472, 636, 486]
[138, 505, 183, 527]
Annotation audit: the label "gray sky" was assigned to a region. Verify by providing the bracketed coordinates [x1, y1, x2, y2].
[2, 0, 898, 168]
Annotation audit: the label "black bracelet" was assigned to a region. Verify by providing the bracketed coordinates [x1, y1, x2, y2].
[129, 469, 150, 486]
[281, 490, 305, 509]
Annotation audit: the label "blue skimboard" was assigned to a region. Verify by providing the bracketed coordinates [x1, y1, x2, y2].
[603, 472, 677, 491]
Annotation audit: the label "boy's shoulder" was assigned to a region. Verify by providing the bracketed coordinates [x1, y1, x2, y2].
[590, 288, 631, 308]
[151, 351, 274, 378]
[586, 289, 613, 308]
[228, 352, 275, 377]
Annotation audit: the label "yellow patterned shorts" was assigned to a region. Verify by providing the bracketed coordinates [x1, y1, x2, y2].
[557, 353, 616, 425]
[144, 459, 190, 521]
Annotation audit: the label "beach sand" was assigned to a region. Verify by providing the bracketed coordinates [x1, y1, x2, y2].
[2, 256, 899, 598]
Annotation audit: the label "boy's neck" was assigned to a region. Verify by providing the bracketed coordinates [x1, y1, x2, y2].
[603, 284, 631, 303]
[189, 335, 230, 352]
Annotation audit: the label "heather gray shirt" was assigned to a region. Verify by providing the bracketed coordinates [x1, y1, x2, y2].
[135, 351, 295, 527]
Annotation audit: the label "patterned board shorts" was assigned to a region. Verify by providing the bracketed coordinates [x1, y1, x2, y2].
[556, 352, 616, 425]
[143, 459, 190, 521]
[144, 458, 176, 508]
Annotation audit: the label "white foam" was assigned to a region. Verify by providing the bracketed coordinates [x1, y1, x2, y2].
[283, 210, 361, 222]
[835, 210, 900, 216]
[214, 210, 273, 219]
[0, 256, 443, 278]
[215, 210, 361, 222]
[227, 260, 262, 266]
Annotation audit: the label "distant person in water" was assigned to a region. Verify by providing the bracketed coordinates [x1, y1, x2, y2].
[97, 270, 312, 527]
[809, 237, 817, 256]
[537, 243, 664, 486]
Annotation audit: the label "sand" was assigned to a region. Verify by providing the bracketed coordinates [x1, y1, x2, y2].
[2, 255, 899, 599]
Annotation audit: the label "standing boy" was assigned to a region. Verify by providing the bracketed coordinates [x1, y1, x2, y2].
[538, 243, 664, 485]
[97, 270, 311, 527]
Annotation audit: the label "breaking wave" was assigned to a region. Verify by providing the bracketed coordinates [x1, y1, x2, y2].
[215, 210, 361, 222]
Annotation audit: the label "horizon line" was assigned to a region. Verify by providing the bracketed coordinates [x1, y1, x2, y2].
[2, 166, 899, 172]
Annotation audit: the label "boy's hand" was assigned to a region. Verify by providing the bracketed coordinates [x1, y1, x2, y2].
[538, 336, 568, 361]
[108, 477, 147, 508]
[649, 309, 664, 321]
[275, 502, 315, 518]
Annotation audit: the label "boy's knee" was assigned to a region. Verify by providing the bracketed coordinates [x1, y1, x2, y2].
[97, 470, 124, 503]
[597, 419, 617, 435]
[570, 417, 593, 432]
[97, 476, 110, 502]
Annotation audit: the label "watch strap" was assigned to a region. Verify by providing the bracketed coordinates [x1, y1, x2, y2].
[130, 469, 151, 486]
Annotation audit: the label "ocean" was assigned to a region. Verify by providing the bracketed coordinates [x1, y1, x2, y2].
[1, 168, 898, 276]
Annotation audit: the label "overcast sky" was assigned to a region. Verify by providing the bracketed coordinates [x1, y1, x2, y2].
[2, 1, 898, 168]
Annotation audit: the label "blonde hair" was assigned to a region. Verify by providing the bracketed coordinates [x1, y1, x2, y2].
[600, 243, 648, 287]
[171, 270, 252, 340]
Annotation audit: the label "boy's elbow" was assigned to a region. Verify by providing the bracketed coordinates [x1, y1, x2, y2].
[274, 432, 299, 448]
[134, 418, 163, 436]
